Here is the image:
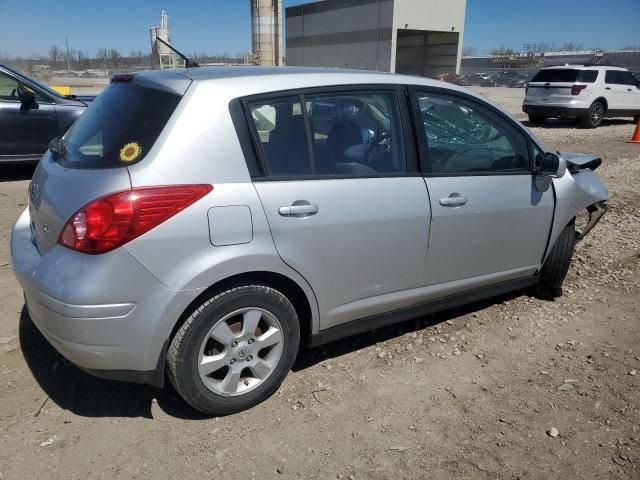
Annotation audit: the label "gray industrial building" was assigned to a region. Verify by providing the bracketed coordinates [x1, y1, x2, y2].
[285, 0, 467, 77]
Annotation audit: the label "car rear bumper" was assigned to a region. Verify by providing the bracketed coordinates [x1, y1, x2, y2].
[10, 207, 200, 386]
[522, 104, 589, 118]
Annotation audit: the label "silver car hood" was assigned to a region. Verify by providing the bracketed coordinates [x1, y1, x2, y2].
[561, 152, 602, 171]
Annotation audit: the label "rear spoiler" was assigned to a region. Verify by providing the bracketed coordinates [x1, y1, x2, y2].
[562, 152, 602, 172]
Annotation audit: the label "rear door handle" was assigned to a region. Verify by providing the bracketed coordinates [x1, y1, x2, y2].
[278, 203, 319, 217]
[439, 194, 467, 207]
[605, 87, 611, 90]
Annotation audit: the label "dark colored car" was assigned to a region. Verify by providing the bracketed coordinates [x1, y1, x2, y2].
[0, 64, 94, 163]
[483, 71, 528, 88]
[459, 73, 489, 86]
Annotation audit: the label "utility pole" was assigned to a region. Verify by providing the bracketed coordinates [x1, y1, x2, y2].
[65, 37, 71, 72]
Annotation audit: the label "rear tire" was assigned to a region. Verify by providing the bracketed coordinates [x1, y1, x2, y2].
[580, 101, 605, 128]
[535, 223, 575, 300]
[528, 114, 546, 125]
[167, 282, 300, 416]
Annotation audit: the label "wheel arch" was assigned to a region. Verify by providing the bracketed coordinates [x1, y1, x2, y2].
[592, 97, 608, 111]
[169, 271, 317, 348]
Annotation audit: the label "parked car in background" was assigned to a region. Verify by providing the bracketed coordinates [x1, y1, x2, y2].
[434, 72, 462, 84]
[11, 67, 608, 416]
[0, 64, 94, 163]
[523, 65, 640, 127]
[459, 73, 490, 86]
[481, 70, 528, 88]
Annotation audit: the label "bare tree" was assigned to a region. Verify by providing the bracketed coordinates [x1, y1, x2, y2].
[76, 50, 90, 68]
[108, 49, 122, 68]
[95, 48, 109, 70]
[48, 46, 62, 66]
[490, 46, 516, 57]
[129, 50, 148, 66]
[528, 43, 553, 54]
[462, 46, 477, 57]
[559, 42, 583, 52]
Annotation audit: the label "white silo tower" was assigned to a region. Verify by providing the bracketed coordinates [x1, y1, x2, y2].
[150, 9, 176, 69]
[250, 0, 283, 66]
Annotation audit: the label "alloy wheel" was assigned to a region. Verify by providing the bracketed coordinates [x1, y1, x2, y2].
[591, 104, 604, 124]
[197, 307, 284, 396]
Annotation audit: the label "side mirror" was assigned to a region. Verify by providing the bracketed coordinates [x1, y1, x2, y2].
[48, 137, 61, 155]
[535, 152, 566, 192]
[540, 152, 566, 178]
[17, 85, 36, 109]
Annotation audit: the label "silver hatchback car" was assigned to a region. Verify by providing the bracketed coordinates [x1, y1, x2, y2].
[11, 67, 608, 415]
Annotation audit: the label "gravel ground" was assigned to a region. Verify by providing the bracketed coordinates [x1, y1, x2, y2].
[0, 88, 638, 480]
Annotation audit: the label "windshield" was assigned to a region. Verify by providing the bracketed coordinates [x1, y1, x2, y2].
[531, 69, 599, 83]
[57, 82, 181, 169]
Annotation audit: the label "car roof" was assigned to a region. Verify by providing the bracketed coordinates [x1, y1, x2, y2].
[541, 64, 628, 71]
[134, 66, 448, 93]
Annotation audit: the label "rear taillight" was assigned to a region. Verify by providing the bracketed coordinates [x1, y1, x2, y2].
[59, 185, 212, 254]
[571, 84, 587, 95]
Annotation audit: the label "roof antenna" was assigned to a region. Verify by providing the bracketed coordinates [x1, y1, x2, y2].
[155, 37, 199, 68]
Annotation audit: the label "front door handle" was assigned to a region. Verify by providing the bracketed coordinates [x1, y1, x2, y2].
[439, 193, 467, 207]
[278, 203, 319, 217]
[605, 87, 611, 90]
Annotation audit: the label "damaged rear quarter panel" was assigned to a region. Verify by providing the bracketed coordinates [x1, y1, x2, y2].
[546, 169, 609, 262]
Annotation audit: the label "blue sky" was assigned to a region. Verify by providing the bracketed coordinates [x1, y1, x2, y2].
[0, 0, 638, 58]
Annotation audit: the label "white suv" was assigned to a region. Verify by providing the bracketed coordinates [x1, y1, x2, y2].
[523, 65, 640, 128]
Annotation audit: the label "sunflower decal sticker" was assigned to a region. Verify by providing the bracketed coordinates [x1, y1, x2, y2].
[119, 142, 142, 163]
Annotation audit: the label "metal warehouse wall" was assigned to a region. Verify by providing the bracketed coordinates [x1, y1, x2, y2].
[285, 0, 466, 76]
[286, 0, 394, 71]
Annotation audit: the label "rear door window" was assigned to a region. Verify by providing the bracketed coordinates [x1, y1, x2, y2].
[246, 90, 406, 177]
[531, 69, 598, 83]
[58, 83, 181, 169]
[305, 91, 405, 175]
[247, 96, 311, 176]
[605, 70, 623, 85]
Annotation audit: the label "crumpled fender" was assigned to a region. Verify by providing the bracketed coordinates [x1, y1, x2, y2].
[563, 151, 602, 171]
[544, 167, 609, 264]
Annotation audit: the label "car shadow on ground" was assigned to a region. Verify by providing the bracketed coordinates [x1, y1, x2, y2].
[18, 306, 207, 421]
[0, 163, 37, 182]
[20, 289, 531, 420]
[292, 290, 525, 372]
[521, 118, 634, 129]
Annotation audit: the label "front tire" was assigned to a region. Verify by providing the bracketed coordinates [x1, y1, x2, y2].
[536, 223, 575, 299]
[167, 283, 300, 416]
[580, 101, 605, 128]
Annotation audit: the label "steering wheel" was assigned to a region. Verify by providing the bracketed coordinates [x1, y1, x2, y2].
[446, 146, 493, 170]
[364, 132, 392, 168]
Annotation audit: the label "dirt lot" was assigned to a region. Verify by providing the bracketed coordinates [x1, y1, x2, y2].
[0, 88, 638, 479]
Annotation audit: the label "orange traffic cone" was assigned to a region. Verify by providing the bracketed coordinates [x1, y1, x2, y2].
[629, 117, 640, 144]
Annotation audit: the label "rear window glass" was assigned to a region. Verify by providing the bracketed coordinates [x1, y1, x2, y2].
[531, 69, 598, 83]
[57, 83, 181, 169]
